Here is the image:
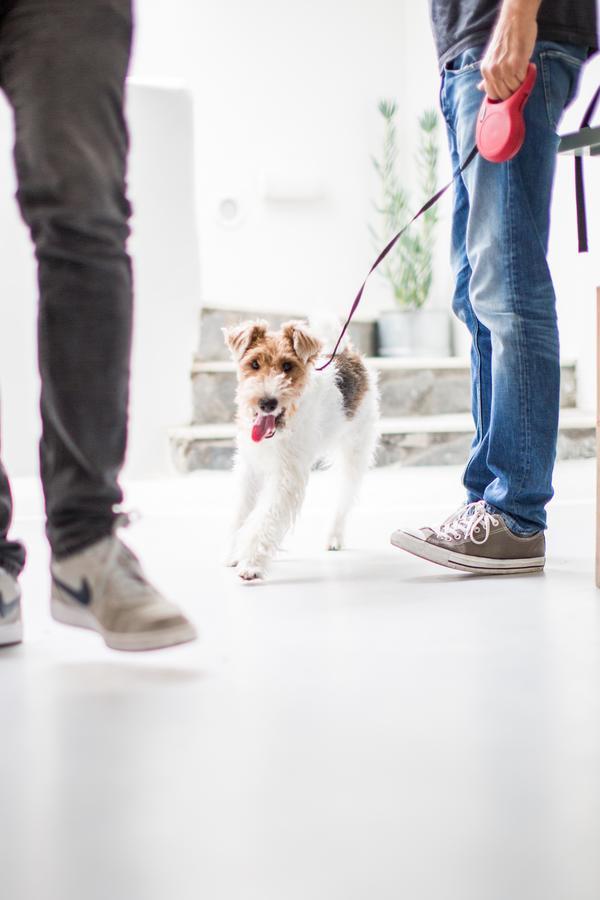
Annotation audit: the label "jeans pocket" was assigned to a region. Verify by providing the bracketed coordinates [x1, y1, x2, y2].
[444, 58, 482, 76]
[539, 49, 585, 131]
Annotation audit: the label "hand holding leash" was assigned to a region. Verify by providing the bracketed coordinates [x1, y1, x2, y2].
[478, 0, 539, 100]
[476, 62, 537, 163]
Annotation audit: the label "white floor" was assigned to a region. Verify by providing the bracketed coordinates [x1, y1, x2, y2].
[1, 460, 599, 900]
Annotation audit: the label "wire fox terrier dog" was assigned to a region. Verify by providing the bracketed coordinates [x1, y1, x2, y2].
[224, 319, 379, 581]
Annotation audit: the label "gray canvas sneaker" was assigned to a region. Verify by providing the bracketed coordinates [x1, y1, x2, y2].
[51, 526, 197, 651]
[391, 500, 545, 575]
[0, 568, 22, 646]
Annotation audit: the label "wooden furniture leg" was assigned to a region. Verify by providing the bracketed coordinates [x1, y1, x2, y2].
[597, 287, 600, 588]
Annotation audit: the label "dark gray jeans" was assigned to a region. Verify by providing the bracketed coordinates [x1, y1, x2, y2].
[0, 0, 134, 574]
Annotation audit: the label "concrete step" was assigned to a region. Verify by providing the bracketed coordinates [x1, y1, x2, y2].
[170, 407, 595, 472]
[190, 357, 578, 425]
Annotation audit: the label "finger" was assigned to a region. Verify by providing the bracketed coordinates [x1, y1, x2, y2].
[514, 60, 530, 83]
[502, 71, 523, 94]
[495, 77, 516, 100]
[480, 65, 503, 100]
[481, 74, 502, 101]
[487, 69, 513, 100]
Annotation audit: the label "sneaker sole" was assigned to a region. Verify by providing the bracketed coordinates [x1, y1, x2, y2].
[0, 619, 23, 646]
[391, 530, 545, 576]
[50, 595, 197, 652]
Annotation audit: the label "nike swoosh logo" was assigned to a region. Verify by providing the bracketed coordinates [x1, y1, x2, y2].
[0, 589, 19, 619]
[52, 574, 92, 606]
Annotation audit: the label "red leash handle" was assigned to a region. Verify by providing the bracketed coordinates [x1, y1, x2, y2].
[476, 62, 537, 163]
[316, 144, 478, 371]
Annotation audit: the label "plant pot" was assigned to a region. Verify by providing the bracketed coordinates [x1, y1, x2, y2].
[376, 308, 452, 358]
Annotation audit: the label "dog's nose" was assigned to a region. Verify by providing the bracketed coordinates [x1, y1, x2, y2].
[259, 397, 278, 413]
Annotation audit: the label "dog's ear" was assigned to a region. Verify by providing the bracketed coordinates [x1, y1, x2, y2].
[281, 321, 323, 364]
[222, 319, 269, 361]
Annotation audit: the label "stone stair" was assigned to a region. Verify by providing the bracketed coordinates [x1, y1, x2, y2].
[169, 307, 595, 471]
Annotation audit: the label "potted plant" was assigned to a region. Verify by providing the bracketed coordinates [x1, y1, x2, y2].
[371, 101, 451, 357]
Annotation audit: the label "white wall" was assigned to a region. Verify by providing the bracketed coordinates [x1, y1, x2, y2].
[0, 94, 40, 480]
[125, 83, 200, 477]
[131, 0, 452, 319]
[0, 83, 200, 479]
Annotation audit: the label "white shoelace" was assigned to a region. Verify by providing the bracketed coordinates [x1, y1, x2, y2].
[433, 501, 500, 545]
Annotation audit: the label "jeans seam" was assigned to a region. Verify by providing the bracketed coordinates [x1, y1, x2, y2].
[462, 316, 484, 493]
[540, 48, 587, 68]
[507, 160, 531, 504]
[439, 73, 455, 134]
[539, 48, 585, 133]
[540, 52, 557, 131]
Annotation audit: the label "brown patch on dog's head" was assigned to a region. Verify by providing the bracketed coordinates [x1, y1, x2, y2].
[223, 319, 323, 438]
[280, 321, 323, 365]
[222, 319, 269, 361]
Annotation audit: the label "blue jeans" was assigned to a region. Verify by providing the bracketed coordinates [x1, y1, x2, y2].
[440, 41, 587, 534]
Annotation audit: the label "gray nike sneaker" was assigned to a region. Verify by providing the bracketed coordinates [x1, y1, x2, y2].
[391, 500, 545, 575]
[50, 526, 197, 651]
[0, 567, 22, 646]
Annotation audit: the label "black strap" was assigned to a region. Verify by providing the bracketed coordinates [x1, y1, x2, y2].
[316, 144, 479, 371]
[574, 85, 600, 254]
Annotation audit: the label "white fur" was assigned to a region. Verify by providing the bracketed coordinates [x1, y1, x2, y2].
[227, 357, 379, 580]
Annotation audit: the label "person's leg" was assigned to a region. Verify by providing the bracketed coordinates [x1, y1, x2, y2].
[0, 454, 26, 578]
[0, 409, 25, 644]
[391, 41, 586, 574]
[444, 41, 586, 533]
[0, 429, 25, 645]
[0, 0, 196, 649]
[0, 0, 133, 557]
[440, 49, 494, 504]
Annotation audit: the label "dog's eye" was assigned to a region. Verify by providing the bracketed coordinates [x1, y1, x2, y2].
[251, 360, 260, 370]
[282, 362, 293, 373]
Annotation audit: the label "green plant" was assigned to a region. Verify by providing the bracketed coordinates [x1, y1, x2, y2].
[370, 101, 439, 310]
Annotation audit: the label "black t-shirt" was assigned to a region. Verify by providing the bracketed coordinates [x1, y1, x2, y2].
[429, 0, 598, 69]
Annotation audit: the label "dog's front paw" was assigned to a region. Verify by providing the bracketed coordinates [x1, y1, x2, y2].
[224, 554, 239, 568]
[238, 561, 264, 581]
[326, 533, 344, 551]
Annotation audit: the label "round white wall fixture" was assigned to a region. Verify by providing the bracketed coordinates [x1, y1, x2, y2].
[216, 195, 245, 228]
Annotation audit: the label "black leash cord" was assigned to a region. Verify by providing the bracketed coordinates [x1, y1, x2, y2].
[575, 85, 600, 254]
[316, 144, 478, 371]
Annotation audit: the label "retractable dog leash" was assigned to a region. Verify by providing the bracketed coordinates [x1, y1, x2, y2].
[315, 141, 478, 370]
[476, 62, 537, 162]
[317, 62, 546, 371]
[315, 141, 478, 371]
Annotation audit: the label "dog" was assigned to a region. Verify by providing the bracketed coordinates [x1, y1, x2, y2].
[223, 318, 379, 580]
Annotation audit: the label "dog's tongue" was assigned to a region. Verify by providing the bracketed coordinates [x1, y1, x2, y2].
[252, 414, 277, 443]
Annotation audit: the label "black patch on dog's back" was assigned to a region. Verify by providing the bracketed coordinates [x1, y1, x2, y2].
[334, 349, 369, 418]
